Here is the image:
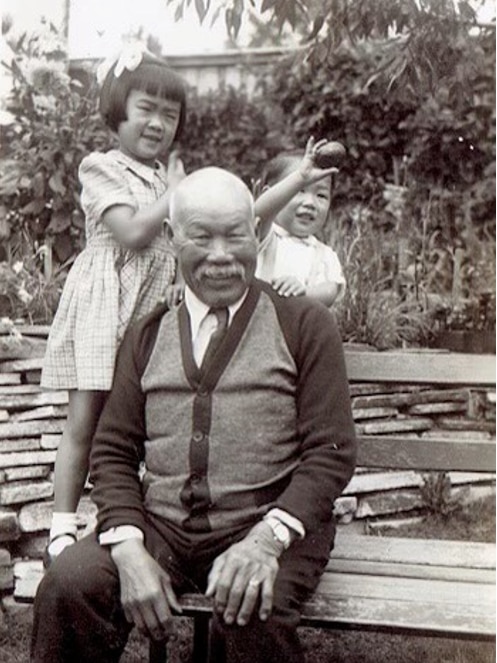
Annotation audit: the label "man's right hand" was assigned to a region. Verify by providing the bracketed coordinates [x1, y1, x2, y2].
[110, 538, 182, 640]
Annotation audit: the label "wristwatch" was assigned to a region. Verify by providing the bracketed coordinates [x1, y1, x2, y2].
[263, 515, 292, 550]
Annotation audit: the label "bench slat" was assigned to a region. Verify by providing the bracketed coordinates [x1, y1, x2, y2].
[315, 572, 494, 605]
[300, 592, 495, 639]
[357, 435, 495, 472]
[345, 350, 496, 386]
[333, 534, 496, 569]
[326, 558, 495, 584]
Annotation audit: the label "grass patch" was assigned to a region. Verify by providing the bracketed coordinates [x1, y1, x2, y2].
[370, 494, 495, 542]
[3, 610, 492, 663]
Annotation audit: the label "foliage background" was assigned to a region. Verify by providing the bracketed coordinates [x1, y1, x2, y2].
[0, 8, 495, 348]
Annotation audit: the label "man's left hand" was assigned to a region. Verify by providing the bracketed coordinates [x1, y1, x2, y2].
[205, 521, 284, 626]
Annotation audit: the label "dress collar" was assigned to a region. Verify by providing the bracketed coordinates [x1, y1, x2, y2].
[111, 149, 166, 184]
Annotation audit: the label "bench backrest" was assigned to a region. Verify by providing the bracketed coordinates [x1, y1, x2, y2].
[345, 350, 496, 386]
[344, 350, 496, 474]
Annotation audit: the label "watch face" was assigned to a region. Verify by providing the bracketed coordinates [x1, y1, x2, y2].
[273, 521, 290, 545]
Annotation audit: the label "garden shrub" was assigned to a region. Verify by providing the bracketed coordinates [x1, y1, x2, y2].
[178, 84, 288, 186]
[0, 21, 111, 322]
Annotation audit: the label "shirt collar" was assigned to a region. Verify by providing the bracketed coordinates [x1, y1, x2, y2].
[272, 223, 317, 246]
[184, 286, 248, 339]
[112, 149, 166, 184]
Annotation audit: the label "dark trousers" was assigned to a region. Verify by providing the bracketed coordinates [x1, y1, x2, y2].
[31, 514, 334, 663]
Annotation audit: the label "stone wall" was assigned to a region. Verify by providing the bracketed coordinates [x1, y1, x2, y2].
[0, 325, 495, 604]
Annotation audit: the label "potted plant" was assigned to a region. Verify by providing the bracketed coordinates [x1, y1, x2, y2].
[430, 292, 496, 354]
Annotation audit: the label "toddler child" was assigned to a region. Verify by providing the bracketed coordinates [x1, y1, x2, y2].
[256, 149, 346, 307]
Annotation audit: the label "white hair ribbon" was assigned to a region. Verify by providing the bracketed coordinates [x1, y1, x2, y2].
[96, 43, 146, 86]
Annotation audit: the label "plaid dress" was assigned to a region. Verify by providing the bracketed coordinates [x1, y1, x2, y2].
[41, 150, 176, 390]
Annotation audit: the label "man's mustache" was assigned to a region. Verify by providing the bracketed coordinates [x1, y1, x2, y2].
[195, 265, 246, 280]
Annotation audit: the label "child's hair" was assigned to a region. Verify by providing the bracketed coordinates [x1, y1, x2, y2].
[99, 51, 187, 140]
[261, 150, 305, 188]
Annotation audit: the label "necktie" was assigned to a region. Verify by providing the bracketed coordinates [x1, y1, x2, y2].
[201, 307, 229, 369]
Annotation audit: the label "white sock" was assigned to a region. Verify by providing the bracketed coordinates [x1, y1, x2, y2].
[49, 512, 78, 540]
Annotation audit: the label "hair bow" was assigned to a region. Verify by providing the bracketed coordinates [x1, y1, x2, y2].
[96, 43, 146, 86]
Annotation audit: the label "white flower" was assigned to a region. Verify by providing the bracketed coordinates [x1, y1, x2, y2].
[16, 286, 33, 305]
[96, 43, 146, 85]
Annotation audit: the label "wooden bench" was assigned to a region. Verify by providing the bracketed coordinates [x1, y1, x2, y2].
[150, 350, 496, 662]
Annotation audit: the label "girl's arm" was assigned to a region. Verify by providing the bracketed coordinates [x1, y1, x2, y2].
[101, 152, 185, 250]
[102, 193, 171, 250]
[254, 138, 337, 242]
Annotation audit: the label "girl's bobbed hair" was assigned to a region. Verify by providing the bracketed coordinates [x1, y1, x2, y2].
[99, 51, 187, 141]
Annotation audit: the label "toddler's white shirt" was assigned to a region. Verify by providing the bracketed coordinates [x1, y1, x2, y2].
[256, 224, 345, 299]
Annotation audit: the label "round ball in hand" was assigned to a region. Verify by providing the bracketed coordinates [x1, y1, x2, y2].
[314, 141, 346, 169]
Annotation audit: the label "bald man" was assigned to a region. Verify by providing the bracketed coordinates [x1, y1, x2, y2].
[31, 168, 356, 663]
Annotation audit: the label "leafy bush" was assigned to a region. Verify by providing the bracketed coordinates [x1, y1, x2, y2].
[0, 21, 111, 322]
[331, 205, 433, 349]
[179, 84, 288, 184]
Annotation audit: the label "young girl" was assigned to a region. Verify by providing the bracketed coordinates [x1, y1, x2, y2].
[42, 45, 337, 564]
[41, 46, 189, 564]
[256, 149, 346, 307]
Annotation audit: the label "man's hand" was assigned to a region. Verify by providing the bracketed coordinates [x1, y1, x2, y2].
[205, 521, 284, 627]
[271, 275, 306, 298]
[111, 538, 182, 640]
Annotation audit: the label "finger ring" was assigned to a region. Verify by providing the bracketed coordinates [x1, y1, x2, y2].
[248, 579, 259, 588]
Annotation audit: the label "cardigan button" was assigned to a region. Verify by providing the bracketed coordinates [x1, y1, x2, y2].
[198, 388, 209, 397]
[192, 431, 204, 442]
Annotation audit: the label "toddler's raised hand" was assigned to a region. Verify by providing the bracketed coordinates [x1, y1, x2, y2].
[271, 275, 306, 298]
[298, 137, 344, 184]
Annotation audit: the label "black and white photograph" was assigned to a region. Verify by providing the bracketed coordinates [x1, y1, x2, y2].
[0, 1, 495, 661]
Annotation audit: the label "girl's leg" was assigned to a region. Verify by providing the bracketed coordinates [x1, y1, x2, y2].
[48, 390, 107, 561]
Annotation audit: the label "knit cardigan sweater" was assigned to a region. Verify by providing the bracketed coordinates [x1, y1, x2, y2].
[90, 280, 357, 536]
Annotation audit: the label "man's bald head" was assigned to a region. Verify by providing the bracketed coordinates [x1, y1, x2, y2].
[169, 167, 255, 236]
[168, 167, 258, 308]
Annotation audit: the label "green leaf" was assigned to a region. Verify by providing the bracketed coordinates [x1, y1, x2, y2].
[210, 4, 223, 27]
[48, 171, 66, 195]
[20, 199, 46, 216]
[194, 0, 210, 23]
[174, 1, 185, 22]
[47, 210, 71, 234]
[261, 0, 276, 14]
[32, 172, 45, 198]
